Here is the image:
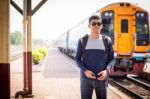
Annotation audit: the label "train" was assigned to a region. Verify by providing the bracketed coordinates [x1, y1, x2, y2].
[57, 2, 150, 76]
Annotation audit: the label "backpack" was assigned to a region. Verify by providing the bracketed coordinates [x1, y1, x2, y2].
[81, 34, 109, 60]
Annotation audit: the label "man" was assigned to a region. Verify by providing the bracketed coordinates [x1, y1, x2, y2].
[75, 15, 115, 99]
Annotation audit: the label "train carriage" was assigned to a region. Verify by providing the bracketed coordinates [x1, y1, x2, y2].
[58, 2, 150, 76]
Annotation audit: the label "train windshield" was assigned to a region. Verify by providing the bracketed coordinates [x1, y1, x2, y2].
[101, 11, 114, 44]
[136, 12, 149, 46]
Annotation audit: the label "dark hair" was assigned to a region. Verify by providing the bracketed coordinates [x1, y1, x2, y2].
[89, 15, 101, 24]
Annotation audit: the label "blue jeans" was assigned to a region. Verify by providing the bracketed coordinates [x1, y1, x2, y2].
[80, 78, 108, 99]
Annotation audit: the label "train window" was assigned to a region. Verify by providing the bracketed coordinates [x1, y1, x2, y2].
[101, 19, 113, 34]
[136, 12, 149, 34]
[102, 19, 111, 24]
[121, 19, 128, 33]
[101, 11, 114, 44]
[136, 12, 149, 46]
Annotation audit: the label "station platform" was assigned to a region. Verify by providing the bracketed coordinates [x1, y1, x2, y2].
[10, 48, 131, 99]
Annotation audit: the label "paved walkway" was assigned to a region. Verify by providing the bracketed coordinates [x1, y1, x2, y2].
[11, 48, 130, 99]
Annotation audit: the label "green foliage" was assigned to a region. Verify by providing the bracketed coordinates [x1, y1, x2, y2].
[32, 51, 44, 64]
[10, 31, 23, 45]
[32, 47, 48, 64]
[37, 47, 48, 58]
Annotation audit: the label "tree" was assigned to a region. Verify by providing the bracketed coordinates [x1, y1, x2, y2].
[10, 31, 23, 45]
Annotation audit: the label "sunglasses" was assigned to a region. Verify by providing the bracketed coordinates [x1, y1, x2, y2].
[91, 22, 101, 26]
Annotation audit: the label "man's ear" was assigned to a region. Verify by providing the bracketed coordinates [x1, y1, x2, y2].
[100, 24, 103, 28]
[88, 24, 90, 28]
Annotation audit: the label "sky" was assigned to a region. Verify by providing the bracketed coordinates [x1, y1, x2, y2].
[10, 0, 150, 41]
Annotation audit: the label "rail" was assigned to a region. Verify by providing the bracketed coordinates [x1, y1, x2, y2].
[127, 75, 150, 90]
[109, 78, 150, 99]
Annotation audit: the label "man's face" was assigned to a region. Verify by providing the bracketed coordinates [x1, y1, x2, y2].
[89, 19, 102, 33]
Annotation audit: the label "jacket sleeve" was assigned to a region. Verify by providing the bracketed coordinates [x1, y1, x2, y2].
[106, 38, 115, 73]
[75, 39, 87, 73]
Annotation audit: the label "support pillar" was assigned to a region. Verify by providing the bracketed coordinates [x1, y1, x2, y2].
[11, 0, 47, 98]
[0, 0, 10, 99]
[23, 0, 32, 94]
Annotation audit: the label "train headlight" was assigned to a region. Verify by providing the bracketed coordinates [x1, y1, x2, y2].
[141, 13, 144, 17]
[105, 12, 109, 16]
[136, 13, 140, 17]
[136, 13, 145, 17]
[109, 13, 113, 17]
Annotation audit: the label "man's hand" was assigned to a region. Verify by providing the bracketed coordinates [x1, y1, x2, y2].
[97, 70, 108, 80]
[84, 70, 96, 79]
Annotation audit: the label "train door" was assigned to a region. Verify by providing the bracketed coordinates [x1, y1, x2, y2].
[117, 16, 134, 55]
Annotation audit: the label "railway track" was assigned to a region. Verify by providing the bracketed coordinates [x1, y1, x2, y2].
[127, 75, 150, 90]
[11, 53, 23, 61]
[109, 76, 150, 99]
[10, 47, 43, 61]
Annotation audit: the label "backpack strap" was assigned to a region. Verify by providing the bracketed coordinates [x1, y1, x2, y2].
[81, 34, 89, 53]
[102, 35, 109, 60]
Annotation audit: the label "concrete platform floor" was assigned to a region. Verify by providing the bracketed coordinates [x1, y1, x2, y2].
[10, 48, 131, 99]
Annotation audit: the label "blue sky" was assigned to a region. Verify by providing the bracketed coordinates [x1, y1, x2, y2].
[10, 0, 150, 41]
